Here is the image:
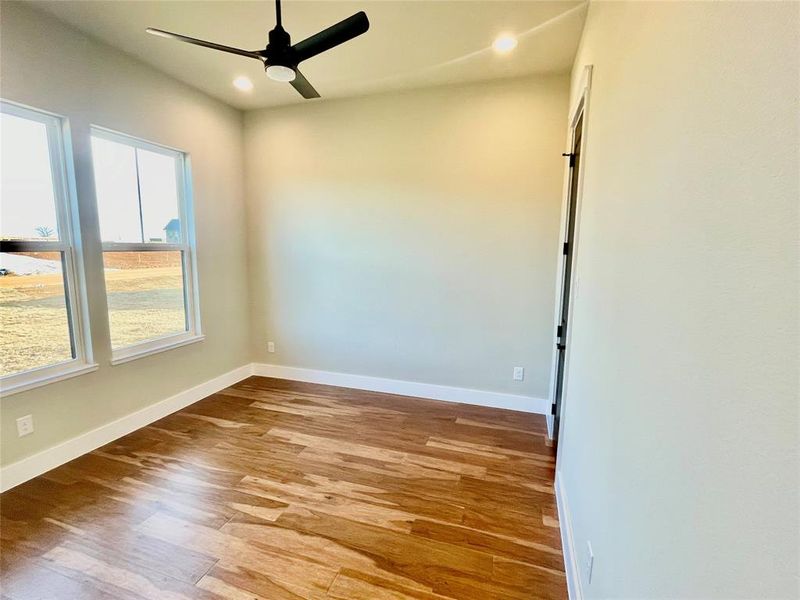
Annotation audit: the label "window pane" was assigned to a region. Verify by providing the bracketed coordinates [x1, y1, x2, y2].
[103, 251, 187, 348]
[0, 252, 73, 376]
[91, 136, 142, 243]
[1, 113, 60, 241]
[137, 149, 181, 243]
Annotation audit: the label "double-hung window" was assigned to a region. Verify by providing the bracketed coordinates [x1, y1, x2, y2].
[0, 101, 93, 393]
[90, 128, 201, 364]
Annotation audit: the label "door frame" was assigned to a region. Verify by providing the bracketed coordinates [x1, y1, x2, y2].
[547, 65, 593, 448]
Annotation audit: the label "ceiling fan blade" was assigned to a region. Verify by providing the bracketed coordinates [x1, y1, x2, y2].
[146, 28, 263, 60]
[290, 69, 321, 99]
[292, 11, 369, 63]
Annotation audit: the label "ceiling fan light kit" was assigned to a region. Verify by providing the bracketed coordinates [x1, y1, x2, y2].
[146, 0, 369, 99]
[266, 65, 296, 82]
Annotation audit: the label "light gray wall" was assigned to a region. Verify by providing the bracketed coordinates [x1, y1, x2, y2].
[0, 2, 251, 466]
[244, 76, 569, 402]
[558, 2, 799, 597]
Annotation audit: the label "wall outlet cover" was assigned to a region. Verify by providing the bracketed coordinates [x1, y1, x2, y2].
[513, 367, 525, 381]
[267, 341, 275, 353]
[16, 415, 34, 437]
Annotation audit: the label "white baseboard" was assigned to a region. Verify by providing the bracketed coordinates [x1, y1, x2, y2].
[1, 363, 547, 493]
[0, 364, 253, 493]
[251, 363, 549, 414]
[555, 470, 582, 600]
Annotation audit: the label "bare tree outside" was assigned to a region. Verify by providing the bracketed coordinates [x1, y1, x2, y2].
[34, 225, 54, 238]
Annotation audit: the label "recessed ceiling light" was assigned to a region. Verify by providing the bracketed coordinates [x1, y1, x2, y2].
[492, 34, 518, 54]
[233, 76, 254, 92]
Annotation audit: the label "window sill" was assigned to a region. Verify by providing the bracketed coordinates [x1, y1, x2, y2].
[0, 362, 99, 397]
[110, 334, 205, 366]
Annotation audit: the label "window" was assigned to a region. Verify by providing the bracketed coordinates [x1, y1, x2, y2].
[90, 128, 201, 364]
[0, 101, 94, 394]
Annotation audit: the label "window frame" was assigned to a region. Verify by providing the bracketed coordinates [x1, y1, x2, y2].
[89, 126, 202, 365]
[0, 100, 96, 396]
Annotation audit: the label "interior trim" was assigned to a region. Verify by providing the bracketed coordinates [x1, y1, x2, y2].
[0, 362, 99, 398]
[0, 363, 252, 492]
[556, 470, 583, 599]
[547, 63, 594, 443]
[252, 363, 549, 414]
[110, 334, 205, 366]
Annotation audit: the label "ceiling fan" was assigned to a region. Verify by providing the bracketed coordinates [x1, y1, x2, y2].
[146, 0, 369, 99]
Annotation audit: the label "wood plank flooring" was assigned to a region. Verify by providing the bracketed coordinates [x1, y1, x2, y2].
[0, 376, 566, 599]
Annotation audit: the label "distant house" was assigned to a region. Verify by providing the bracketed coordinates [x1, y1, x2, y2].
[163, 219, 181, 243]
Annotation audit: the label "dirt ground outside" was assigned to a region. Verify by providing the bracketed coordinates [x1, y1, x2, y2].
[0, 252, 186, 376]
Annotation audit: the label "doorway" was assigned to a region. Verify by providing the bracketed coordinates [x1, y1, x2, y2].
[552, 112, 583, 444]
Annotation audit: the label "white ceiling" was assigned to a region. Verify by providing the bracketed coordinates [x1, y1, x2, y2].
[34, 0, 587, 111]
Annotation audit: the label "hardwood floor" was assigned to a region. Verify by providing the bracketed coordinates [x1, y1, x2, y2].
[0, 376, 566, 599]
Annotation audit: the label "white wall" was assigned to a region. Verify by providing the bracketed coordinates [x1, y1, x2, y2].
[558, 2, 799, 598]
[244, 76, 569, 403]
[0, 2, 251, 466]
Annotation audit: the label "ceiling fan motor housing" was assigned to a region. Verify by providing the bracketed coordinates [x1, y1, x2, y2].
[265, 25, 294, 70]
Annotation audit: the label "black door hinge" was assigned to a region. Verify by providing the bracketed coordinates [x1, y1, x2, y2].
[557, 325, 563, 338]
[551, 403, 557, 416]
[562, 152, 576, 167]
[563, 242, 569, 255]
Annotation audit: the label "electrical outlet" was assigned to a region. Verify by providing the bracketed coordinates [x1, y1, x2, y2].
[267, 341, 275, 353]
[586, 541, 594, 584]
[513, 367, 525, 381]
[16, 415, 34, 437]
